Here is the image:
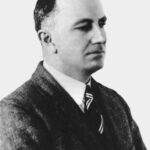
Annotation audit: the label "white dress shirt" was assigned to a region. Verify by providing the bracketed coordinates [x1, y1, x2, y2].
[43, 62, 87, 110]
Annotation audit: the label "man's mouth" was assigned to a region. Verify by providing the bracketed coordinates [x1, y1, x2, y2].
[87, 50, 105, 55]
[91, 50, 104, 53]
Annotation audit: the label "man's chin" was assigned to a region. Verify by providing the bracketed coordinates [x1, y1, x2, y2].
[92, 64, 104, 73]
[85, 63, 104, 75]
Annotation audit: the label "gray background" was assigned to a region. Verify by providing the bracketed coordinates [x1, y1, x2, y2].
[0, 0, 149, 148]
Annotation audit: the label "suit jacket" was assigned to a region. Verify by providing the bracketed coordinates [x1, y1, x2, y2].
[0, 61, 146, 150]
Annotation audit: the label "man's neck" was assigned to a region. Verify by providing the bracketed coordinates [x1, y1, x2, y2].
[44, 60, 91, 83]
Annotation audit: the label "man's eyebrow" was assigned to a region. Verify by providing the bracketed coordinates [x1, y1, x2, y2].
[73, 19, 93, 26]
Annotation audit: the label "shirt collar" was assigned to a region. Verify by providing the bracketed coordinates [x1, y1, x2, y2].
[43, 62, 87, 106]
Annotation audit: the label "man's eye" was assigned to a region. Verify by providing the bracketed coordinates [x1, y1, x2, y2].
[99, 21, 106, 28]
[77, 24, 92, 31]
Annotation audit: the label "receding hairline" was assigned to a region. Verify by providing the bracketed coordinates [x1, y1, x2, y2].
[40, 4, 60, 31]
[34, 0, 61, 32]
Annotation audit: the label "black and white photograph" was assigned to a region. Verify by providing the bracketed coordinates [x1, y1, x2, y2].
[0, 0, 149, 149]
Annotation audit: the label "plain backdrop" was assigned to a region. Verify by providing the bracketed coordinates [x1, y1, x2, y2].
[0, 0, 149, 148]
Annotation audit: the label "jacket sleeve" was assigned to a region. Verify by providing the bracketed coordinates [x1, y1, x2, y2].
[130, 118, 147, 150]
[118, 94, 147, 150]
[0, 99, 52, 150]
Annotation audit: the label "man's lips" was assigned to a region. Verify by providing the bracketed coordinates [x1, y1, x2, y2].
[86, 50, 105, 55]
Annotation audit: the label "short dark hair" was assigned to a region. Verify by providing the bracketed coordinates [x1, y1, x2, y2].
[34, 0, 56, 32]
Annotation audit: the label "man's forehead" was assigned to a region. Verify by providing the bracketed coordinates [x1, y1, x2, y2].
[56, 0, 105, 19]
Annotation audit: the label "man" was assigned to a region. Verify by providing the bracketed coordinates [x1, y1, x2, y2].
[0, 0, 146, 149]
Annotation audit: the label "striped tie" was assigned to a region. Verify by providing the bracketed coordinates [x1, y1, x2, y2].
[83, 84, 104, 134]
[83, 85, 93, 112]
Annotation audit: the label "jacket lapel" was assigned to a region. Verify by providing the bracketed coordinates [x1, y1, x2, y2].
[91, 78, 115, 150]
[91, 78, 132, 150]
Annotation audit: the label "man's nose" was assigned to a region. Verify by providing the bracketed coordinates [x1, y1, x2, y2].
[91, 26, 106, 44]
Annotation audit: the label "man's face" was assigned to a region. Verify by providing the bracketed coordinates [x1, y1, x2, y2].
[50, 0, 107, 76]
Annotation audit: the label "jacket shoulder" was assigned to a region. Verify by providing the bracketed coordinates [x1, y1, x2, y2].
[0, 80, 53, 149]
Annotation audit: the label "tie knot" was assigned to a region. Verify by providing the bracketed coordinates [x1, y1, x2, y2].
[83, 85, 94, 111]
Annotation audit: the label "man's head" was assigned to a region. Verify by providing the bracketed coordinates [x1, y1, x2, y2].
[34, 0, 107, 82]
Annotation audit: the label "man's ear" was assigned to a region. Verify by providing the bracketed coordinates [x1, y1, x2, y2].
[38, 29, 57, 53]
[38, 30, 51, 45]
